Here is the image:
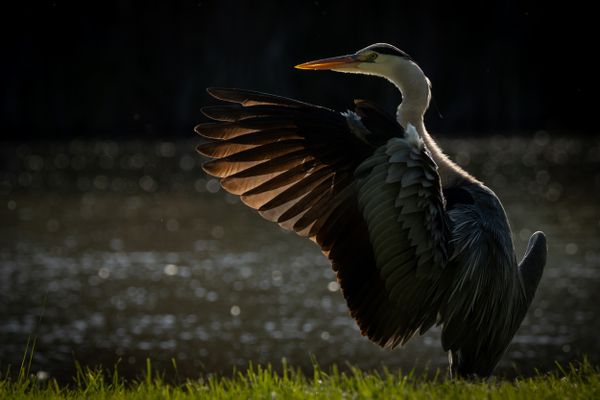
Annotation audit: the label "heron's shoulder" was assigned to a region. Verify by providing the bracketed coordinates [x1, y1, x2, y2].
[447, 184, 506, 218]
[341, 99, 404, 148]
[445, 183, 516, 266]
[465, 185, 511, 229]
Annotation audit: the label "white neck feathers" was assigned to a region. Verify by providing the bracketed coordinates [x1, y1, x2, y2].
[379, 59, 475, 186]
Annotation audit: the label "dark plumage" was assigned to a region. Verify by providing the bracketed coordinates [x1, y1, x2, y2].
[195, 44, 547, 377]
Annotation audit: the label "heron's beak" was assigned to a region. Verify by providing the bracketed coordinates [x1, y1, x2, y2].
[294, 54, 360, 70]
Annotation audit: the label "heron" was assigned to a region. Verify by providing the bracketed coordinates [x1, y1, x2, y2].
[195, 43, 547, 377]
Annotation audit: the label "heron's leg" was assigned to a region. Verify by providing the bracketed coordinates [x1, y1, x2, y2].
[448, 350, 457, 379]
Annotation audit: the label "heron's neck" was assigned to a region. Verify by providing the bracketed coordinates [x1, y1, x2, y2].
[411, 122, 473, 187]
[383, 64, 475, 187]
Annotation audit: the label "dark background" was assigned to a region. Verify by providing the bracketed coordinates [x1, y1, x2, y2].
[1, 1, 597, 139]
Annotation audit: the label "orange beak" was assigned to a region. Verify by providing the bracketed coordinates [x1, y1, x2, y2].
[294, 54, 359, 70]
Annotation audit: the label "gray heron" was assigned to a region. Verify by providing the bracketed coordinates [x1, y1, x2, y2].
[195, 43, 547, 377]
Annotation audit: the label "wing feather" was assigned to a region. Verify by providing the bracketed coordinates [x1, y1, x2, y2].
[354, 136, 450, 341]
[438, 190, 522, 375]
[197, 88, 450, 348]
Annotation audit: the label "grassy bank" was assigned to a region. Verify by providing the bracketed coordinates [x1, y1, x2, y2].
[1, 359, 598, 400]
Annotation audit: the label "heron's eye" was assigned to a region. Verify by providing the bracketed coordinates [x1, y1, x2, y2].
[359, 52, 377, 62]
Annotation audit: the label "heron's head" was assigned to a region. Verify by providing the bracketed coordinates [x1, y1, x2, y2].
[295, 43, 431, 118]
[295, 43, 412, 75]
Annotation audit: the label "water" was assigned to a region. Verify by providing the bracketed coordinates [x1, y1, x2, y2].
[1, 135, 599, 381]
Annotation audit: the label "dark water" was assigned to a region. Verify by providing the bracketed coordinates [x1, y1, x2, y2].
[1, 134, 599, 381]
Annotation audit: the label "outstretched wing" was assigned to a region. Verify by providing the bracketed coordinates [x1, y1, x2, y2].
[196, 88, 449, 347]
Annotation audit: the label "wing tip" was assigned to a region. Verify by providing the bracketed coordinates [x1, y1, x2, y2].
[194, 122, 208, 135]
[200, 105, 220, 120]
[525, 231, 547, 258]
[527, 230, 547, 258]
[200, 158, 222, 177]
[194, 122, 223, 138]
[196, 142, 216, 158]
[531, 230, 546, 241]
[206, 87, 239, 103]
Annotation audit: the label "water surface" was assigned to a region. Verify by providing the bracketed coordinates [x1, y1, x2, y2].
[1, 135, 599, 380]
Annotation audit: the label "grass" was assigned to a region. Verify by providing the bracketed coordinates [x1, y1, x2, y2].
[1, 354, 599, 400]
